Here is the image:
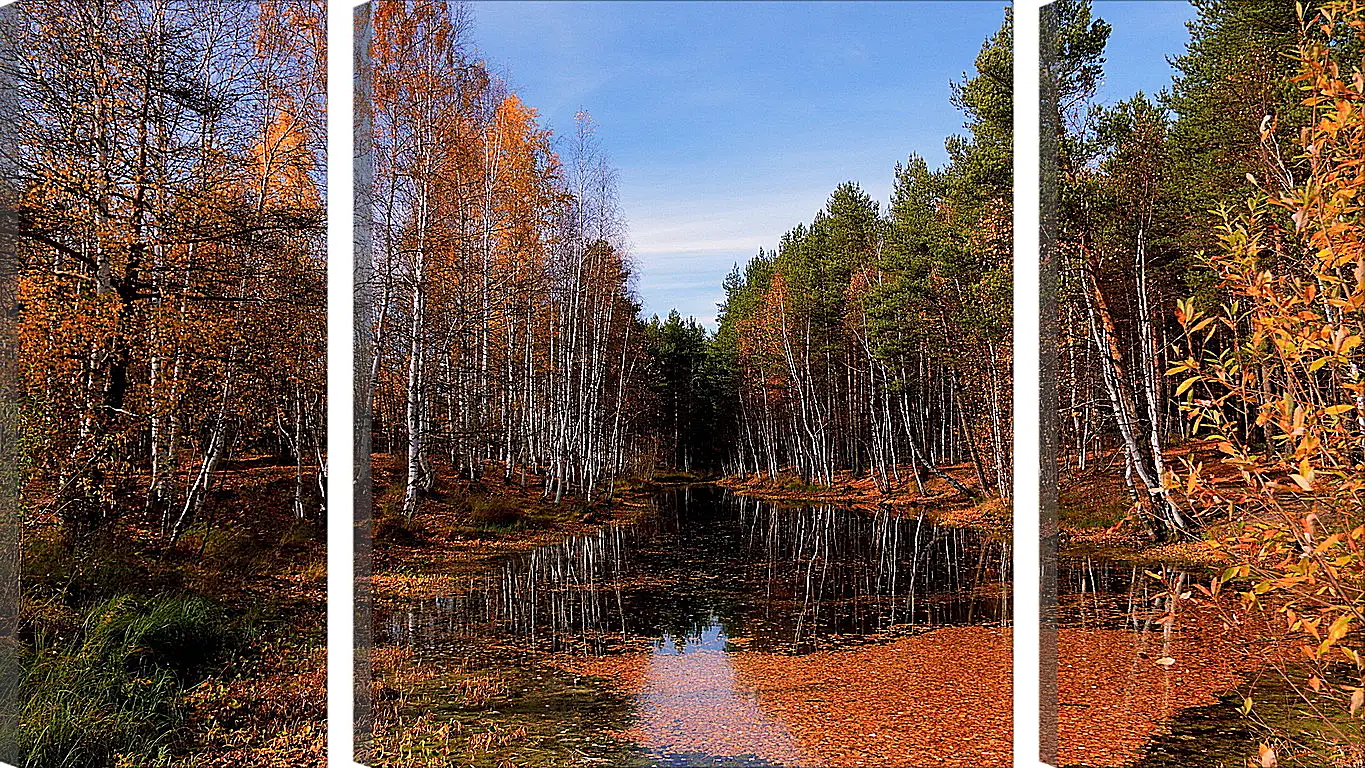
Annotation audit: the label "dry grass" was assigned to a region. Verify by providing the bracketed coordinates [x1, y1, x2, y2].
[20, 459, 327, 767]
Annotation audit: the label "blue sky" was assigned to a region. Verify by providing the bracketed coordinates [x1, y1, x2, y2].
[1091, 1, 1197, 105]
[469, 1, 1008, 328]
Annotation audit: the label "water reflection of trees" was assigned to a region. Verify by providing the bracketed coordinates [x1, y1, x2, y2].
[731, 494, 1011, 648]
[1057, 557, 1189, 633]
[383, 488, 1012, 655]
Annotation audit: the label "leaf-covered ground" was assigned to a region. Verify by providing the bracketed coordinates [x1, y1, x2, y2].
[1056, 619, 1248, 767]
[375, 614, 1294, 768]
[370, 452, 1295, 768]
[368, 454, 665, 603]
[717, 463, 1012, 540]
[561, 617, 1283, 768]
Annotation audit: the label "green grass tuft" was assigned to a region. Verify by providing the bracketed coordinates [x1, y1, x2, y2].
[20, 595, 238, 768]
[467, 495, 527, 532]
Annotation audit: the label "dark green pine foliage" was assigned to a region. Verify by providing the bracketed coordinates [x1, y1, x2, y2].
[1045, 0, 1110, 122]
[1164, 0, 1313, 257]
[707, 7, 1014, 498]
[643, 311, 724, 473]
[778, 183, 880, 342]
[1046, 0, 1111, 252]
[942, 5, 1013, 346]
[868, 155, 942, 366]
[948, 6, 1013, 196]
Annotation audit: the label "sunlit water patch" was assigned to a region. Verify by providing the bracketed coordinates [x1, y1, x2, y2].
[635, 619, 800, 766]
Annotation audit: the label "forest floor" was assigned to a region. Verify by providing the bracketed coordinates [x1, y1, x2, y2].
[20, 460, 326, 767]
[717, 461, 1012, 537]
[1057, 438, 1240, 566]
[365, 458, 1025, 767]
[555, 625, 1014, 767]
[364, 449, 1358, 768]
[367, 453, 1309, 768]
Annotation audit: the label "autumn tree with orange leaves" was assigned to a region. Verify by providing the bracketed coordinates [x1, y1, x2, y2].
[0, 0, 326, 542]
[363, 0, 646, 516]
[1168, 1, 1365, 761]
[0, 0, 327, 763]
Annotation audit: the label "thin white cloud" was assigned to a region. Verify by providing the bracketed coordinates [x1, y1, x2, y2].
[623, 187, 858, 330]
[634, 234, 769, 256]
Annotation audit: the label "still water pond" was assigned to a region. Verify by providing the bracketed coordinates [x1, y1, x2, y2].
[379, 486, 1012, 766]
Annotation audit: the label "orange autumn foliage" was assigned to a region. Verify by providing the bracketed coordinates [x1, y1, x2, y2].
[4, 0, 326, 536]
[1174, 0, 1365, 756]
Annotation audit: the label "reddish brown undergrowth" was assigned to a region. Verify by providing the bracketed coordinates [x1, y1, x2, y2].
[719, 462, 1011, 536]
[369, 453, 660, 602]
[1058, 440, 1245, 566]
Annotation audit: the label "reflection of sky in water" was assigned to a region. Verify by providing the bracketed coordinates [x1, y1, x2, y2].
[655, 617, 728, 655]
[640, 616, 801, 767]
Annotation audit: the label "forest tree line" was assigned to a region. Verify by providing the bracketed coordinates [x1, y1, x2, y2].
[706, 9, 1013, 499]
[1047, 0, 1310, 540]
[360, 2, 1013, 510]
[0, 0, 329, 764]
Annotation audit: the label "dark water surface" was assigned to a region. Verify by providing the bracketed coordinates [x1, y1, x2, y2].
[378, 486, 1011, 766]
[383, 486, 1011, 655]
[1056, 556, 1194, 632]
